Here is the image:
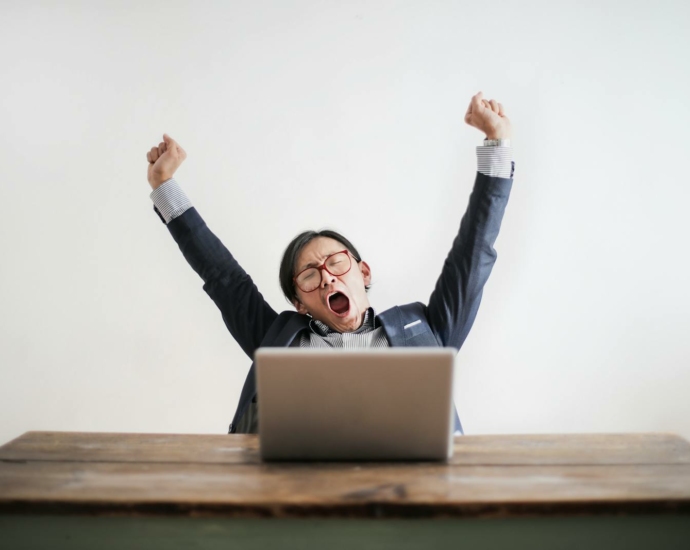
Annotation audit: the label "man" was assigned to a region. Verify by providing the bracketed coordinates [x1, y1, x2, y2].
[146, 91, 514, 435]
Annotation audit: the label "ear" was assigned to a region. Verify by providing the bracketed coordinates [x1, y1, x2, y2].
[293, 299, 309, 315]
[358, 260, 372, 287]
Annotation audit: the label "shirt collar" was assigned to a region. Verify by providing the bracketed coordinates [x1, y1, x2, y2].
[309, 307, 379, 336]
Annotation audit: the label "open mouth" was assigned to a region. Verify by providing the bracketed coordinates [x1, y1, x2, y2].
[328, 292, 350, 316]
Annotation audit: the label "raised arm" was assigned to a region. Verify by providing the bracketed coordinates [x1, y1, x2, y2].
[146, 135, 278, 358]
[426, 92, 514, 349]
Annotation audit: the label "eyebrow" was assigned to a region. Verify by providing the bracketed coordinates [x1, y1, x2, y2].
[298, 250, 342, 272]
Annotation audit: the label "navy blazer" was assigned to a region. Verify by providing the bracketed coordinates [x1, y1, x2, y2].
[163, 166, 514, 435]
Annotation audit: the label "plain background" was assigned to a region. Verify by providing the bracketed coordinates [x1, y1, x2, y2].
[1, 0, 688, 446]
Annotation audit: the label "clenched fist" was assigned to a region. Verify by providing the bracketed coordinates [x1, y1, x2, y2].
[464, 92, 512, 140]
[146, 134, 187, 190]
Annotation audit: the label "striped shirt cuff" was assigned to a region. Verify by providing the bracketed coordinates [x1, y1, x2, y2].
[149, 178, 193, 224]
[477, 146, 513, 178]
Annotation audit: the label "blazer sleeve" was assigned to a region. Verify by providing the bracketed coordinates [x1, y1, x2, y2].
[165, 207, 279, 358]
[425, 170, 513, 350]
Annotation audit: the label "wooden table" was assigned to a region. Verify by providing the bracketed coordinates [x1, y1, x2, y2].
[1, 431, 689, 549]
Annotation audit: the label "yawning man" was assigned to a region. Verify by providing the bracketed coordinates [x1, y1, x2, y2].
[145, 91, 515, 434]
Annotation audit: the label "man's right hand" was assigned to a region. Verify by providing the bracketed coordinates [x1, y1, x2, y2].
[146, 134, 187, 190]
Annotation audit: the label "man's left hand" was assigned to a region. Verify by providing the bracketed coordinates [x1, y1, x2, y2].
[464, 92, 512, 140]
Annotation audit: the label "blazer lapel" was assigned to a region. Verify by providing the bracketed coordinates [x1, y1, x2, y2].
[274, 314, 310, 347]
[377, 306, 406, 347]
[258, 312, 310, 349]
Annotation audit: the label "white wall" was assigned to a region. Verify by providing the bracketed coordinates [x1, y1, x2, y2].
[1, 0, 688, 445]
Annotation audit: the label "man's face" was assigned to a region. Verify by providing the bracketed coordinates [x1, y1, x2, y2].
[293, 237, 371, 332]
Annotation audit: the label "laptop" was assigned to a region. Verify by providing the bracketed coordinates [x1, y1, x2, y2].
[255, 347, 457, 461]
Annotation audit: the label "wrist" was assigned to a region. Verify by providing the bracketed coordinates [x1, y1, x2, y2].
[485, 133, 511, 140]
[483, 138, 511, 147]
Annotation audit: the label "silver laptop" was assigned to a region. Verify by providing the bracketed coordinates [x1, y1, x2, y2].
[255, 347, 457, 461]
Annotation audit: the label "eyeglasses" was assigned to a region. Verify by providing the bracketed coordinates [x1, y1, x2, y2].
[293, 250, 356, 293]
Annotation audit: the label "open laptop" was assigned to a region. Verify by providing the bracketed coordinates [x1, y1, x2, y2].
[255, 347, 457, 461]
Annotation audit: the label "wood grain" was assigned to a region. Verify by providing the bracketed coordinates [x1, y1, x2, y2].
[1, 432, 689, 518]
[2, 431, 689, 466]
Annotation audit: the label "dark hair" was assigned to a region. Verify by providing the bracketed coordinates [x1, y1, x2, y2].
[280, 229, 368, 304]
